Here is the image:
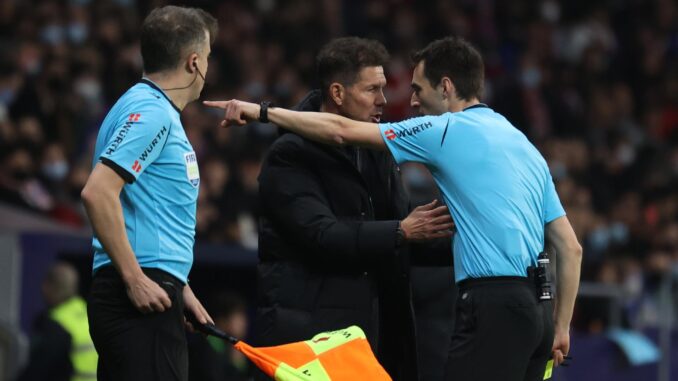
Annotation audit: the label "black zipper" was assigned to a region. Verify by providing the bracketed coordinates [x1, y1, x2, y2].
[356, 147, 375, 217]
[318, 143, 375, 218]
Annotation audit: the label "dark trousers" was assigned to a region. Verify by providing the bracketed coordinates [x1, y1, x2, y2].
[88, 267, 188, 381]
[444, 277, 554, 381]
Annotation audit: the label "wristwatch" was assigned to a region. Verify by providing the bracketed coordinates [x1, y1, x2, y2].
[395, 222, 406, 247]
[259, 101, 273, 123]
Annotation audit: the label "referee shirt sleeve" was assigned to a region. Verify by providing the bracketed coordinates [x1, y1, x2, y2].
[378, 113, 451, 166]
[544, 172, 566, 223]
[99, 101, 172, 183]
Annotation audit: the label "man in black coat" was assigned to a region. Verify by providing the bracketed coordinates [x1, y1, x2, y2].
[254, 37, 453, 381]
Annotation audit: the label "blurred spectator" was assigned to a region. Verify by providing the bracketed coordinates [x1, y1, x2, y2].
[0, 0, 676, 330]
[187, 290, 252, 381]
[16, 261, 97, 381]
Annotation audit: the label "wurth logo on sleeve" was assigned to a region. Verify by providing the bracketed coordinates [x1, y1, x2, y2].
[385, 129, 397, 140]
[137, 125, 168, 162]
[105, 113, 142, 155]
[383, 121, 433, 140]
[131, 160, 142, 173]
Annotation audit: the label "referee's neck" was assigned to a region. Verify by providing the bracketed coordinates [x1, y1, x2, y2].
[144, 72, 192, 111]
[448, 98, 481, 113]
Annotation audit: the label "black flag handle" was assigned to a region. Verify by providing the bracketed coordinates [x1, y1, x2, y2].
[184, 310, 239, 345]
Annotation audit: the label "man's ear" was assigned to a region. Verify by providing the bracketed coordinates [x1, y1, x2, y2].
[440, 76, 455, 100]
[329, 82, 345, 106]
[186, 52, 199, 73]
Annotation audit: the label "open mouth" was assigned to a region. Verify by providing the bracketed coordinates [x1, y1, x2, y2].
[371, 114, 382, 123]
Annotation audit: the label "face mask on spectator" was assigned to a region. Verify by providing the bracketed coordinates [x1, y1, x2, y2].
[41, 24, 66, 46]
[520, 67, 541, 88]
[623, 270, 643, 299]
[245, 82, 265, 99]
[274, 82, 292, 99]
[609, 221, 629, 243]
[68, 23, 88, 44]
[0, 88, 16, 105]
[588, 226, 611, 254]
[617, 144, 635, 166]
[540, 0, 561, 23]
[42, 160, 69, 181]
[75, 78, 102, 101]
[550, 160, 567, 180]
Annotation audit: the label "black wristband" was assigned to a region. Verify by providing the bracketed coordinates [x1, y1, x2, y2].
[259, 101, 273, 123]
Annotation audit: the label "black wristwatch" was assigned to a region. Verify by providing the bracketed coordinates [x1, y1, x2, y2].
[395, 222, 406, 247]
[259, 101, 273, 123]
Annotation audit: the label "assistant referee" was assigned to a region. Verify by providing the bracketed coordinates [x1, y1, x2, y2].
[81, 6, 217, 381]
[206, 36, 582, 381]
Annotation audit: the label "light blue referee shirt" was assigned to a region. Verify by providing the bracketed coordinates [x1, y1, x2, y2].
[379, 104, 565, 283]
[91, 79, 200, 283]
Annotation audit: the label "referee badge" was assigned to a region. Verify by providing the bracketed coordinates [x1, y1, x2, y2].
[184, 151, 200, 187]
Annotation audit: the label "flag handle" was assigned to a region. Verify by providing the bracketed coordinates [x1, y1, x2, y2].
[184, 310, 239, 344]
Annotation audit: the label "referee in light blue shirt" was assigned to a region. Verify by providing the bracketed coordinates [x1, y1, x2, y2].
[380, 106, 566, 284]
[81, 6, 217, 381]
[207, 36, 583, 381]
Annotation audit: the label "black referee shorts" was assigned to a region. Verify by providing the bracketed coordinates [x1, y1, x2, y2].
[87, 266, 188, 381]
[444, 276, 554, 381]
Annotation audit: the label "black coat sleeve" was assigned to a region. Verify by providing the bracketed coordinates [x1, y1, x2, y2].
[259, 138, 398, 265]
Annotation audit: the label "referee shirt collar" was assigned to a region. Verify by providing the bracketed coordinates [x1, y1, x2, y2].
[139, 78, 182, 114]
[463, 103, 489, 111]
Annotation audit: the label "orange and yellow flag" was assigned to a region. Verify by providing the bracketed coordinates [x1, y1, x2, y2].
[234, 326, 392, 381]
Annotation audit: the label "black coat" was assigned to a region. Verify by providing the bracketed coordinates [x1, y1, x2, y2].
[255, 91, 451, 381]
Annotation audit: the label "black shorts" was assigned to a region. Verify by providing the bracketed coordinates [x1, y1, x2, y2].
[87, 266, 188, 381]
[444, 276, 554, 381]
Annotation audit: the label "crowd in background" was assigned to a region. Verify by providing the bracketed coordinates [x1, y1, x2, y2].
[0, 0, 676, 332]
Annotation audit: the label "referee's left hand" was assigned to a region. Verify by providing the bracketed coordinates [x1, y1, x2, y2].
[183, 285, 214, 333]
[552, 327, 570, 367]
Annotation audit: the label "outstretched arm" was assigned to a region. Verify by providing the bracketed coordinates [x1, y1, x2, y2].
[203, 100, 386, 150]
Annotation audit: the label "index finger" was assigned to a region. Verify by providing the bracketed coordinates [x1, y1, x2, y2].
[427, 205, 450, 216]
[414, 199, 438, 211]
[203, 100, 230, 109]
[202, 310, 215, 325]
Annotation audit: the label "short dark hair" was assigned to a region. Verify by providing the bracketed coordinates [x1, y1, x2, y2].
[411, 37, 484, 101]
[140, 6, 218, 74]
[316, 37, 389, 102]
